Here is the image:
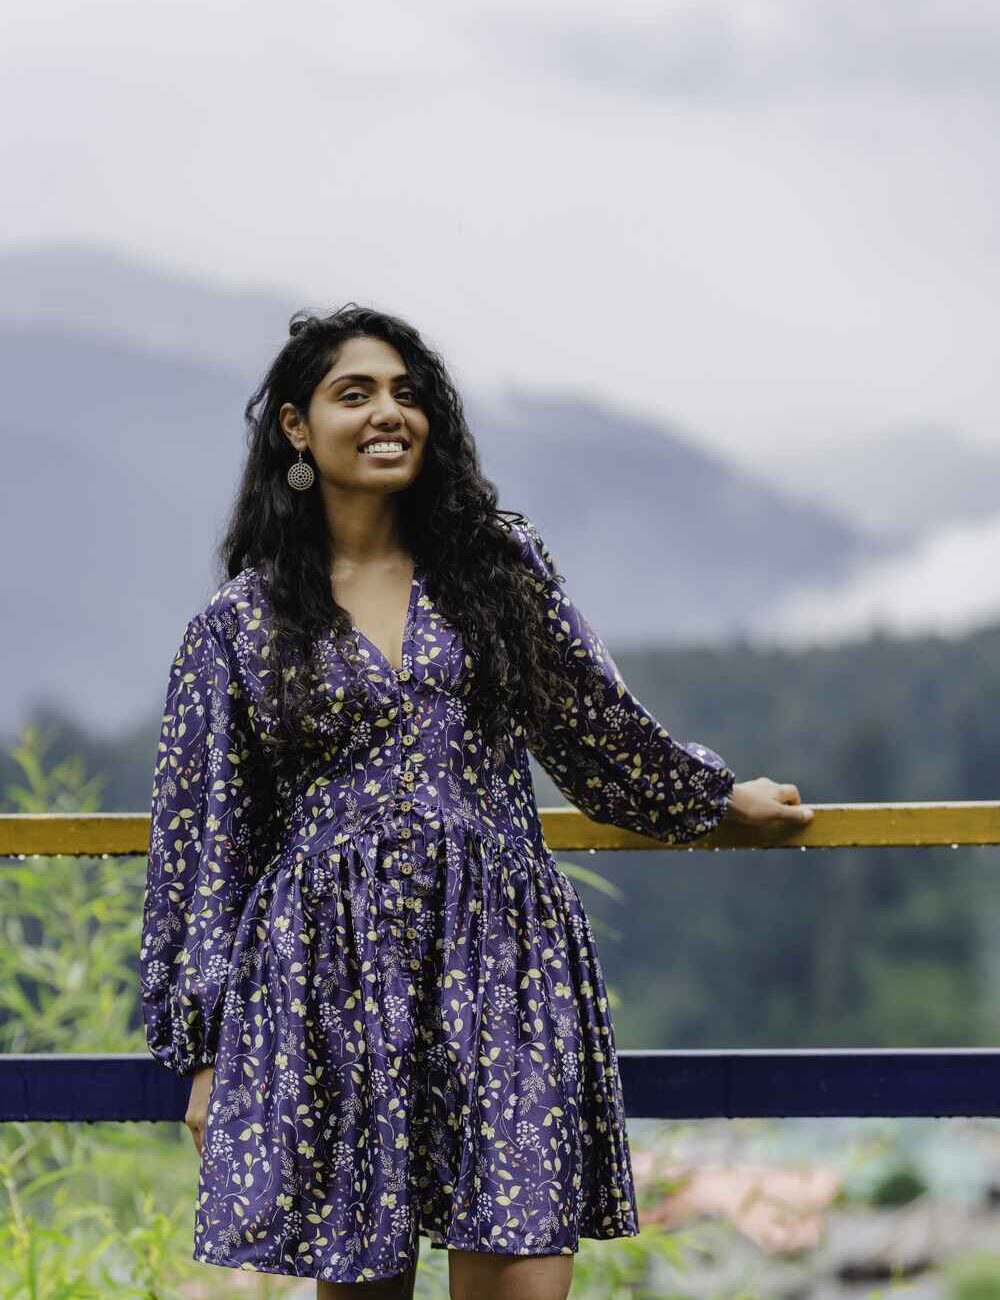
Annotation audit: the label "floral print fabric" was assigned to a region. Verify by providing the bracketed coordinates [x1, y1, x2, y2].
[139, 516, 737, 1282]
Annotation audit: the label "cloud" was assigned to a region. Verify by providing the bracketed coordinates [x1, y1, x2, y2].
[475, 0, 1000, 103]
[1, 0, 998, 470]
[754, 512, 1000, 647]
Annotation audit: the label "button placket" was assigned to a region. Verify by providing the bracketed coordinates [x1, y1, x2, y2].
[392, 678, 422, 807]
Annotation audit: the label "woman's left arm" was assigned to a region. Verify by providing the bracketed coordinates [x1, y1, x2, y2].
[510, 516, 812, 844]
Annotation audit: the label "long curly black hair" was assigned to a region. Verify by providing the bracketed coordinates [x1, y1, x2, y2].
[217, 303, 568, 769]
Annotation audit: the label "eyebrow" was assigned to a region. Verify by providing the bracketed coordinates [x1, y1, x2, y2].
[326, 372, 413, 390]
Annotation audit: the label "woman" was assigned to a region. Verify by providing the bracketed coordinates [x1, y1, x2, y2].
[138, 305, 813, 1300]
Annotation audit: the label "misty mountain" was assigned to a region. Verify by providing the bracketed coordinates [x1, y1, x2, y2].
[0, 242, 883, 736]
[763, 422, 1000, 543]
[466, 386, 885, 643]
[763, 511, 1000, 647]
[0, 238, 299, 376]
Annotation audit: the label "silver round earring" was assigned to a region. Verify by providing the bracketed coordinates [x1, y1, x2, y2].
[287, 449, 315, 491]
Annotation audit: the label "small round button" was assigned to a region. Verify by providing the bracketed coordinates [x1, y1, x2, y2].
[398, 668, 412, 682]
[399, 828, 412, 839]
[402, 699, 414, 714]
[402, 735, 415, 747]
[399, 801, 412, 812]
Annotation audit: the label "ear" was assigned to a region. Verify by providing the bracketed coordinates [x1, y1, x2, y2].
[278, 402, 308, 450]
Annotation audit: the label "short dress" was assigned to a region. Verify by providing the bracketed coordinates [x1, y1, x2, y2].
[138, 514, 737, 1283]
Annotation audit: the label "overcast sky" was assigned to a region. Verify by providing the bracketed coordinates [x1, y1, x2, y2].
[2, 0, 998, 469]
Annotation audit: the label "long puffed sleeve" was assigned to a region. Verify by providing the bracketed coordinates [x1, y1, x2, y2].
[139, 611, 267, 1078]
[511, 516, 737, 845]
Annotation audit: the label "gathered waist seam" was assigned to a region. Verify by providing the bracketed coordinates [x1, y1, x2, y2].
[259, 797, 538, 878]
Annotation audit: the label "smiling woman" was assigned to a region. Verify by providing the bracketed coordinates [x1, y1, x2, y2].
[138, 302, 804, 1298]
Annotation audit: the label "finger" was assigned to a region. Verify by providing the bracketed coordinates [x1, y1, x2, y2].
[777, 784, 801, 804]
[769, 799, 811, 821]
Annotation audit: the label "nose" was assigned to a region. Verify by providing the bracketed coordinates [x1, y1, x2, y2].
[371, 394, 405, 427]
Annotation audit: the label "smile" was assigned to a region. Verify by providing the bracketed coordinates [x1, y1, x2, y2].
[358, 440, 408, 457]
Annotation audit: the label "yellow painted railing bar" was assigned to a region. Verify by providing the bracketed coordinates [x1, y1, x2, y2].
[1, 803, 1000, 857]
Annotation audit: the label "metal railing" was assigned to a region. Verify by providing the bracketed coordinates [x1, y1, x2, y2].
[2, 803, 999, 1123]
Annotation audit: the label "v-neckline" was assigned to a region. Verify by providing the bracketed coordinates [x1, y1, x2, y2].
[347, 561, 421, 678]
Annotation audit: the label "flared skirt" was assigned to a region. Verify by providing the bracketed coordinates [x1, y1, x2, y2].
[194, 805, 640, 1282]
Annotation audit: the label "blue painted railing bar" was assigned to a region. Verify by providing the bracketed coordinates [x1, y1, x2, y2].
[5, 1050, 1000, 1123]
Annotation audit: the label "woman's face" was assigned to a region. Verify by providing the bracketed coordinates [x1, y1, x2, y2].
[280, 335, 430, 493]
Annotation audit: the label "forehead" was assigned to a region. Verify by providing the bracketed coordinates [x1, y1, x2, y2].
[325, 335, 406, 379]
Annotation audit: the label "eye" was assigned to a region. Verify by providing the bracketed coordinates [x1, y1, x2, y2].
[340, 387, 418, 403]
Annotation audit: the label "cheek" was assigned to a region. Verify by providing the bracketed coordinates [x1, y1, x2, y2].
[315, 408, 365, 447]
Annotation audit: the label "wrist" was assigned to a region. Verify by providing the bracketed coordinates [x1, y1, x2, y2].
[722, 783, 746, 824]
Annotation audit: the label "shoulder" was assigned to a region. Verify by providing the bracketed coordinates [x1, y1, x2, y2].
[183, 565, 270, 654]
[201, 565, 265, 620]
[498, 512, 563, 584]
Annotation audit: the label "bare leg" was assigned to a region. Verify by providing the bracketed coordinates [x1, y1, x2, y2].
[317, 1239, 419, 1300]
[448, 1248, 574, 1300]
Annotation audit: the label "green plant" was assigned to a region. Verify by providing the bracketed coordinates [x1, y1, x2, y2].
[562, 1224, 689, 1299]
[0, 728, 201, 1295]
[947, 1252, 1000, 1300]
[0, 728, 147, 1057]
[868, 1160, 928, 1208]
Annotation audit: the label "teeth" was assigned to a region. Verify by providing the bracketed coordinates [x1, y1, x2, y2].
[361, 441, 405, 454]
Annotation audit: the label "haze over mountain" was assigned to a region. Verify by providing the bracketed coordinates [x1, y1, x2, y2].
[759, 422, 1000, 544]
[0, 241, 933, 736]
[762, 512, 1000, 648]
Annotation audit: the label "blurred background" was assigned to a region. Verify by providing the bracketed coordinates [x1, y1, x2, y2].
[2, 1, 1000, 1295]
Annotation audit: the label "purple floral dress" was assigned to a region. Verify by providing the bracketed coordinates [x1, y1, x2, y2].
[139, 515, 736, 1283]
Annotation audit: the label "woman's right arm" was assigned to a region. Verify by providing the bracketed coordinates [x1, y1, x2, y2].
[139, 612, 262, 1088]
